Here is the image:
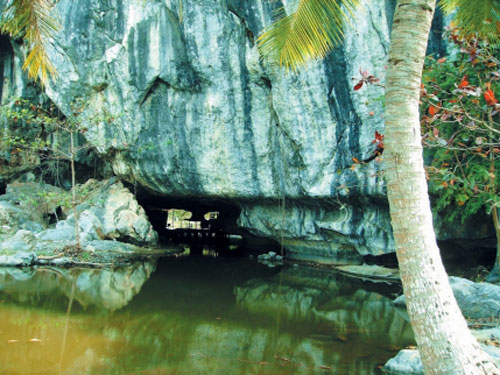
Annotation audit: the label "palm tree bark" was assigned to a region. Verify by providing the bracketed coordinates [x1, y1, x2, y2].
[385, 0, 500, 374]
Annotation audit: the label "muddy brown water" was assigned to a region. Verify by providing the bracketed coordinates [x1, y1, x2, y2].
[0, 254, 414, 375]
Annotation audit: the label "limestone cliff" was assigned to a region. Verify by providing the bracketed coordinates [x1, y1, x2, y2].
[0, 0, 452, 261]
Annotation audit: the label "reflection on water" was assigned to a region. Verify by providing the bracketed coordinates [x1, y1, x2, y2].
[0, 263, 155, 312]
[0, 257, 414, 375]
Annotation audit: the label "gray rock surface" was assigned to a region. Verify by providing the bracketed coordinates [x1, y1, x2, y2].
[382, 349, 423, 375]
[382, 332, 500, 375]
[239, 199, 394, 261]
[39, 0, 395, 260]
[2, 0, 475, 261]
[0, 230, 37, 252]
[393, 276, 500, 319]
[0, 179, 163, 265]
[448, 277, 500, 319]
[0, 183, 67, 235]
[0, 250, 36, 266]
[36, 178, 158, 246]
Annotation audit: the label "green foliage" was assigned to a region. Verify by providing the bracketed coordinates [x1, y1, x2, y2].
[0, 0, 59, 85]
[421, 29, 500, 223]
[257, 0, 360, 71]
[1, 98, 66, 159]
[1, 97, 89, 152]
[439, 0, 500, 44]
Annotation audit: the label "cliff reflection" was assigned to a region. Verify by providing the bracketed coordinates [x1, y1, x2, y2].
[0, 258, 414, 375]
[0, 262, 155, 311]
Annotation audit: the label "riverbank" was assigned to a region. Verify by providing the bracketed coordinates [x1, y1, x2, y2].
[0, 178, 183, 267]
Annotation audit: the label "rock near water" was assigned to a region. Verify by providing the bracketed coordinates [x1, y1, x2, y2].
[0, 179, 159, 263]
[1, 0, 467, 260]
[37, 178, 158, 245]
[382, 329, 500, 375]
[393, 276, 500, 320]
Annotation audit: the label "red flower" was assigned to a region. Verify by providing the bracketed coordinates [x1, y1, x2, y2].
[457, 75, 469, 88]
[484, 89, 498, 106]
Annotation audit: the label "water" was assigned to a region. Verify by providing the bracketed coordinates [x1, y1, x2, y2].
[0, 255, 415, 375]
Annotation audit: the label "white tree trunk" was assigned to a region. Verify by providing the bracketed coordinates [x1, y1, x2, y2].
[384, 1, 500, 374]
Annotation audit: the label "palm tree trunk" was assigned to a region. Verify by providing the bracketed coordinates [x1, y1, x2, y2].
[488, 206, 500, 282]
[488, 150, 500, 283]
[384, 0, 500, 374]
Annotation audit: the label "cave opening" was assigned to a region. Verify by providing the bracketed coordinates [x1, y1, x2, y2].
[137, 192, 253, 256]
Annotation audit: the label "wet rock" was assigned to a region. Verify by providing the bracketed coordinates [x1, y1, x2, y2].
[336, 264, 400, 282]
[51, 257, 74, 266]
[393, 277, 500, 319]
[382, 349, 423, 375]
[257, 250, 284, 267]
[382, 333, 500, 375]
[474, 328, 500, 342]
[0, 250, 36, 266]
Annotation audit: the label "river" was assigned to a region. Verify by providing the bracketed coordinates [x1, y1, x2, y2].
[0, 253, 414, 375]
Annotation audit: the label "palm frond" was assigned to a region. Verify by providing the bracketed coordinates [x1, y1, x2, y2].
[439, 0, 500, 43]
[0, 0, 59, 85]
[257, 0, 360, 71]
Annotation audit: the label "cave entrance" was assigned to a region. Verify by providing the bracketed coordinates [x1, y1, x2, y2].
[139, 194, 244, 254]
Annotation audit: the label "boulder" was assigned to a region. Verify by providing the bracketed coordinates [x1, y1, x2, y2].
[0, 178, 160, 265]
[0, 201, 28, 235]
[75, 178, 158, 245]
[0, 230, 37, 252]
[0, 250, 36, 266]
[36, 178, 158, 246]
[382, 349, 423, 375]
[36, 220, 75, 241]
[382, 332, 500, 375]
[393, 277, 500, 319]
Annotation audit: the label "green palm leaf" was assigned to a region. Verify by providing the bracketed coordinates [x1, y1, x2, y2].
[0, 0, 59, 85]
[439, 0, 500, 43]
[257, 0, 360, 71]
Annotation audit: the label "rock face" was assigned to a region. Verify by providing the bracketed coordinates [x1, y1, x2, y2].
[2, 0, 456, 260]
[393, 276, 500, 319]
[37, 178, 158, 245]
[382, 349, 424, 375]
[0, 178, 158, 260]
